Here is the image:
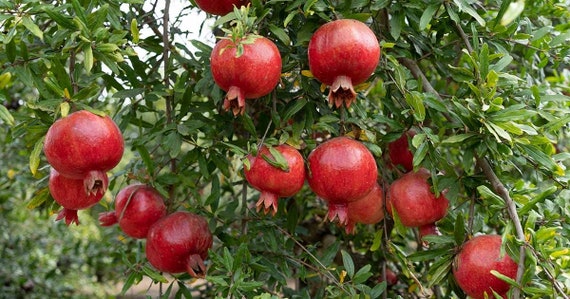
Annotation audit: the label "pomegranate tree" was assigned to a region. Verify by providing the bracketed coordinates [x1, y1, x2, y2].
[388, 130, 415, 172]
[307, 137, 378, 225]
[453, 235, 518, 299]
[145, 211, 213, 278]
[210, 35, 282, 115]
[308, 19, 380, 108]
[244, 144, 305, 215]
[386, 168, 449, 228]
[194, 0, 250, 16]
[48, 168, 108, 225]
[345, 182, 384, 234]
[99, 184, 167, 239]
[43, 110, 124, 194]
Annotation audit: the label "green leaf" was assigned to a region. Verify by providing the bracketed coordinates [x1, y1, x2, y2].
[453, 0, 486, 26]
[420, 4, 439, 30]
[370, 230, 383, 252]
[454, 213, 466, 245]
[405, 92, 426, 122]
[268, 24, 291, 45]
[83, 43, 93, 74]
[26, 187, 50, 209]
[121, 271, 142, 295]
[427, 258, 452, 287]
[519, 144, 564, 175]
[142, 265, 169, 283]
[500, 0, 525, 26]
[352, 264, 372, 284]
[0, 104, 15, 126]
[262, 146, 290, 172]
[21, 16, 43, 41]
[29, 136, 45, 176]
[43, 7, 76, 29]
[442, 133, 477, 144]
[389, 12, 404, 40]
[490, 270, 519, 287]
[130, 18, 139, 43]
[112, 88, 145, 99]
[341, 250, 355, 278]
[477, 185, 504, 204]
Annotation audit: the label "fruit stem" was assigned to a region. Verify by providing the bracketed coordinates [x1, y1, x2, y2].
[186, 254, 207, 278]
[329, 75, 356, 108]
[224, 86, 246, 116]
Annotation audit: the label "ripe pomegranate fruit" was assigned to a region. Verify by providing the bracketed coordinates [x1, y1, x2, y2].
[386, 168, 449, 227]
[378, 268, 398, 286]
[99, 184, 167, 239]
[244, 144, 305, 215]
[49, 168, 107, 225]
[43, 110, 124, 194]
[146, 211, 213, 278]
[453, 235, 518, 299]
[308, 19, 380, 108]
[210, 35, 282, 115]
[345, 182, 384, 234]
[194, 0, 250, 16]
[388, 131, 415, 172]
[307, 137, 378, 225]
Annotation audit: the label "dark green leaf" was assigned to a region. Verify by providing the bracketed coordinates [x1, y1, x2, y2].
[341, 250, 355, 278]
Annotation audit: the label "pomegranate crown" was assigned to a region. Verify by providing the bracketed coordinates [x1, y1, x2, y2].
[214, 4, 261, 58]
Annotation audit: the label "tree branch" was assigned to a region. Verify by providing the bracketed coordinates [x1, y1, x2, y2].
[399, 57, 526, 299]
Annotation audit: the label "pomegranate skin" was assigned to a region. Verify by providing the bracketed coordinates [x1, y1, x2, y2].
[194, 0, 250, 16]
[146, 211, 213, 278]
[244, 144, 306, 215]
[210, 36, 282, 115]
[307, 137, 378, 225]
[388, 131, 415, 172]
[49, 168, 107, 225]
[43, 110, 124, 179]
[453, 235, 518, 299]
[345, 183, 384, 234]
[99, 184, 167, 239]
[308, 19, 380, 108]
[386, 168, 449, 227]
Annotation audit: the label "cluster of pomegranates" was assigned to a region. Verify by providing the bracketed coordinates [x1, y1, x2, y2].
[44, 110, 124, 225]
[97, 184, 213, 278]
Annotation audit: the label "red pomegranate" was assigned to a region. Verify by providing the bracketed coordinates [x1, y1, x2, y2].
[43, 110, 124, 194]
[388, 131, 415, 172]
[210, 35, 282, 115]
[244, 144, 305, 215]
[378, 268, 398, 286]
[194, 0, 250, 16]
[453, 235, 518, 299]
[145, 211, 213, 278]
[49, 168, 107, 225]
[345, 182, 384, 234]
[386, 168, 449, 227]
[308, 19, 380, 108]
[307, 137, 378, 225]
[99, 184, 167, 239]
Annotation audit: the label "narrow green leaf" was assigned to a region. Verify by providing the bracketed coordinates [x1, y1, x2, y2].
[420, 4, 439, 30]
[519, 144, 563, 175]
[83, 43, 93, 74]
[268, 24, 291, 45]
[454, 213, 466, 245]
[341, 250, 355, 278]
[490, 270, 519, 287]
[29, 136, 45, 175]
[43, 7, 76, 29]
[453, 0, 486, 26]
[370, 230, 383, 252]
[26, 187, 50, 209]
[427, 258, 452, 287]
[477, 185, 504, 204]
[21, 16, 43, 41]
[262, 146, 290, 172]
[352, 264, 372, 284]
[405, 92, 426, 122]
[389, 13, 404, 40]
[519, 186, 557, 215]
[142, 266, 169, 283]
[130, 18, 139, 43]
[121, 271, 142, 295]
[0, 104, 15, 126]
[480, 43, 489, 80]
[500, 0, 525, 26]
[442, 133, 476, 144]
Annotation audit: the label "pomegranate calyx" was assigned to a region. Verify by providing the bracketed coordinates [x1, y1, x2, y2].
[326, 203, 349, 226]
[223, 86, 246, 116]
[56, 208, 80, 226]
[84, 170, 108, 196]
[329, 75, 356, 108]
[98, 211, 118, 226]
[186, 254, 207, 278]
[255, 191, 279, 216]
[344, 220, 356, 235]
